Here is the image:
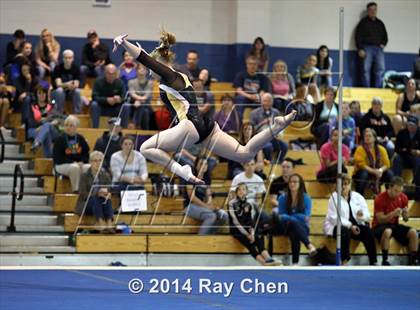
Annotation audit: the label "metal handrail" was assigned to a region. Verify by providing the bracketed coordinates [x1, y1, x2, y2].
[7, 164, 24, 232]
[0, 129, 5, 163]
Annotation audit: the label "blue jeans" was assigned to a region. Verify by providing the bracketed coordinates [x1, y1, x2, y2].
[90, 101, 130, 128]
[393, 154, 420, 179]
[27, 122, 59, 158]
[362, 45, 385, 88]
[51, 87, 82, 114]
[234, 95, 259, 118]
[85, 196, 114, 220]
[132, 100, 153, 130]
[37, 62, 56, 79]
[185, 204, 227, 235]
[80, 65, 105, 87]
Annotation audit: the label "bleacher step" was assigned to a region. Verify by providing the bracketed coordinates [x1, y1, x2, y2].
[0, 246, 75, 253]
[0, 177, 39, 188]
[0, 195, 48, 206]
[0, 234, 69, 246]
[0, 128, 16, 142]
[0, 205, 53, 212]
[0, 214, 58, 226]
[0, 225, 64, 233]
[3, 144, 21, 156]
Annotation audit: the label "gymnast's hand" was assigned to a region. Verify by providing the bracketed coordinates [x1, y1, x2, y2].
[113, 34, 128, 52]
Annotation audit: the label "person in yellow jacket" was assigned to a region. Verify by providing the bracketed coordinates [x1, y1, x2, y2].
[353, 128, 394, 195]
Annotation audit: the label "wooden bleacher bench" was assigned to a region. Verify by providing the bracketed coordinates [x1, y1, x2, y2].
[75, 234, 412, 255]
[64, 211, 420, 235]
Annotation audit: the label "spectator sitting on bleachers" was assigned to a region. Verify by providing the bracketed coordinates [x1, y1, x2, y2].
[13, 63, 38, 123]
[272, 173, 317, 265]
[184, 156, 228, 235]
[230, 159, 265, 206]
[80, 30, 111, 86]
[392, 114, 420, 188]
[249, 93, 288, 162]
[372, 176, 418, 265]
[214, 94, 240, 134]
[93, 117, 122, 171]
[91, 64, 130, 128]
[246, 37, 269, 73]
[350, 100, 364, 143]
[392, 78, 420, 134]
[28, 85, 60, 158]
[119, 50, 138, 90]
[198, 68, 212, 90]
[229, 183, 281, 266]
[13, 41, 38, 79]
[0, 74, 13, 129]
[270, 59, 295, 113]
[227, 123, 265, 179]
[233, 55, 270, 117]
[269, 158, 295, 208]
[178, 50, 202, 82]
[360, 96, 395, 158]
[316, 45, 333, 89]
[317, 128, 350, 183]
[193, 78, 215, 119]
[311, 87, 338, 148]
[35, 29, 60, 79]
[51, 49, 82, 114]
[110, 135, 148, 190]
[76, 151, 114, 233]
[53, 115, 90, 192]
[331, 102, 356, 150]
[324, 174, 377, 265]
[3, 29, 25, 77]
[353, 128, 393, 195]
[128, 64, 153, 130]
[296, 54, 320, 103]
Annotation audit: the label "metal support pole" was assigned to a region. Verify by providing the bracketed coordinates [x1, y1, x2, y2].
[336, 7, 345, 266]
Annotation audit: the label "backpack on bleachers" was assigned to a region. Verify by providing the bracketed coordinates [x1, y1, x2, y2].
[150, 173, 176, 197]
[289, 138, 317, 150]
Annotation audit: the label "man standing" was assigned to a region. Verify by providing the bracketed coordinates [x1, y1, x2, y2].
[355, 2, 388, 88]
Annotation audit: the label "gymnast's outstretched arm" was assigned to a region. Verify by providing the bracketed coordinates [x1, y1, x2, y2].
[113, 34, 185, 90]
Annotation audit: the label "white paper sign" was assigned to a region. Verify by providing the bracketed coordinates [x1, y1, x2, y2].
[120, 189, 147, 212]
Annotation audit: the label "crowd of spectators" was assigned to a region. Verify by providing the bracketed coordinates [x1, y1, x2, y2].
[0, 1, 419, 264]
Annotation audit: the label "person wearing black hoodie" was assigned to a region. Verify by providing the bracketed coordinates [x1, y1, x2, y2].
[360, 96, 394, 158]
[93, 117, 122, 170]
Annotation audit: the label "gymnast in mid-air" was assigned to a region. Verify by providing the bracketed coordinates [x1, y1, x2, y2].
[113, 30, 296, 184]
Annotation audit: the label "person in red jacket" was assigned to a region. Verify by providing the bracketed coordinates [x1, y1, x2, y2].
[373, 177, 418, 265]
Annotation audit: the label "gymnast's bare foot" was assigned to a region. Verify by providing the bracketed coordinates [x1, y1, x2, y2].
[178, 164, 205, 185]
[274, 110, 297, 129]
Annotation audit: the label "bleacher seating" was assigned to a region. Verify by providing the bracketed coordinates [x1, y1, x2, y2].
[4, 79, 418, 262]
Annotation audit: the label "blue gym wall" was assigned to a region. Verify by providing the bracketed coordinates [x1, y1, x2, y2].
[1, 0, 418, 86]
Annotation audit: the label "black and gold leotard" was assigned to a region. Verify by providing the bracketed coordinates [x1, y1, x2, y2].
[159, 72, 215, 143]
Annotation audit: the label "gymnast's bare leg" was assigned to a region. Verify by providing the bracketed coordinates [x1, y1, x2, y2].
[113, 34, 296, 183]
[203, 111, 296, 163]
[113, 34, 204, 183]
